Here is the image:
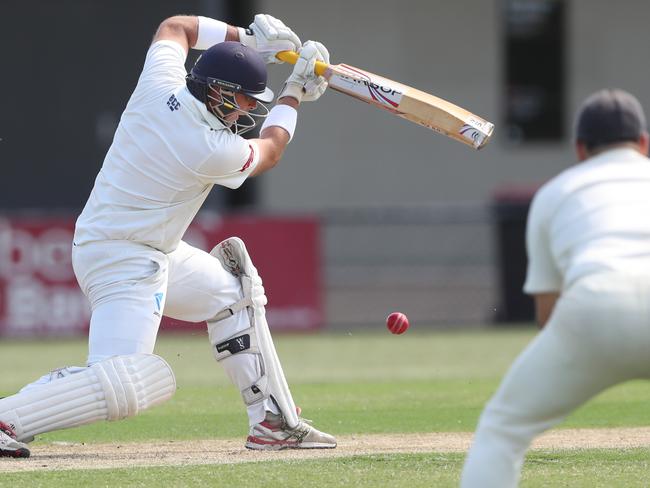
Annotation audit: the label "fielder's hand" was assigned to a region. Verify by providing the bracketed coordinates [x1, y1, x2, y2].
[279, 41, 330, 103]
[239, 14, 301, 64]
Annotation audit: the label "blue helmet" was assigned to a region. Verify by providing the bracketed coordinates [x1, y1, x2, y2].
[187, 41, 274, 102]
[186, 42, 273, 134]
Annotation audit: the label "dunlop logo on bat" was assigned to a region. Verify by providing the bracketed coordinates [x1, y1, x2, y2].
[334, 64, 404, 108]
[343, 77, 402, 97]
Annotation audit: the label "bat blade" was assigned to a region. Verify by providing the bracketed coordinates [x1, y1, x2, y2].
[276, 51, 494, 149]
[326, 64, 494, 149]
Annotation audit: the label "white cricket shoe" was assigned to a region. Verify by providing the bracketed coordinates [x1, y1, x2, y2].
[0, 422, 30, 458]
[245, 411, 337, 450]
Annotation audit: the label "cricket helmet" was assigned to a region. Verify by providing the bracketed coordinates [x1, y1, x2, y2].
[186, 41, 272, 133]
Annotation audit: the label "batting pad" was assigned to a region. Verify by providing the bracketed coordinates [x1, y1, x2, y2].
[0, 354, 176, 442]
[210, 237, 300, 429]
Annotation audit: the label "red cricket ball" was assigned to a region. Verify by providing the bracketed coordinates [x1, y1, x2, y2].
[386, 312, 409, 335]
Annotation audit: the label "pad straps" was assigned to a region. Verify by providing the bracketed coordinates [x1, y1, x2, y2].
[209, 275, 256, 323]
[211, 326, 269, 406]
[210, 296, 252, 322]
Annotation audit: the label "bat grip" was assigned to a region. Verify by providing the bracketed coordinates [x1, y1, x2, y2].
[276, 51, 329, 77]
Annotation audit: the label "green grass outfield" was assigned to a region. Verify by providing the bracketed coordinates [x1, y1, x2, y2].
[1, 328, 649, 486]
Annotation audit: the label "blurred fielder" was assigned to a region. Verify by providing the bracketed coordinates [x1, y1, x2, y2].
[461, 89, 650, 487]
[0, 13, 336, 457]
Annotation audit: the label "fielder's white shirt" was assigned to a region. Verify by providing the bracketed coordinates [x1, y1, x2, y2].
[524, 148, 650, 294]
[74, 40, 260, 254]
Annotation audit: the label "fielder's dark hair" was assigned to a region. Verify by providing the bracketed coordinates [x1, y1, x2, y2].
[575, 89, 647, 151]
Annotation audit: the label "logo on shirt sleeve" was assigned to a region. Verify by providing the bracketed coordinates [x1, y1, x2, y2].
[167, 95, 181, 112]
[240, 145, 255, 172]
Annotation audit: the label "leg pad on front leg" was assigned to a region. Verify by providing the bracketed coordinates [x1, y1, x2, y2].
[208, 237, 300, 429]
[211, 325, 271, 407]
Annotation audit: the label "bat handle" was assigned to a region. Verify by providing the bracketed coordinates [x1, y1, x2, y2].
[276, 51, 329, 77]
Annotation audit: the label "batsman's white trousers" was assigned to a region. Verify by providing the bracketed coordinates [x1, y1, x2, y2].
[72, 239, 271, 424]
[460, 271, 650, 488]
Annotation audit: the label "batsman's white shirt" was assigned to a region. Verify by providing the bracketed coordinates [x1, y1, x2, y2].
[524, 147, 650, 293]
[74, 40, 260, 254]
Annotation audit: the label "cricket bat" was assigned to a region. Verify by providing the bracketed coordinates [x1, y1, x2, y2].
[276, 51, 494, 149]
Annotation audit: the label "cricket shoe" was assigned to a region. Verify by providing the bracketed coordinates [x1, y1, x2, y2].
[245, 411, 337, 450]
[0, 422, 30, 458]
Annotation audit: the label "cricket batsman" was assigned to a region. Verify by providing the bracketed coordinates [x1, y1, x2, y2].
[0, 13, 336, 457]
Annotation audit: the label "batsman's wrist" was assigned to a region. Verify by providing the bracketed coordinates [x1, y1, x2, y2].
[260, 104, 298, 142]
[194, 16, 228, 49]
[278, 82, 304, 103]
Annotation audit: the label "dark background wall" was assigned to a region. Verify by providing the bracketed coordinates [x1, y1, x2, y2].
[0, 0, 254, 211]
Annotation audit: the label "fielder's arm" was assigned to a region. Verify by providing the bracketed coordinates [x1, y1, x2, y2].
[532, 292, 560, 328]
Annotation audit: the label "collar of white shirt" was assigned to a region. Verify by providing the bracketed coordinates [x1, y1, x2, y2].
[587, 147, 646, 165]
[177, 87, 227, 131]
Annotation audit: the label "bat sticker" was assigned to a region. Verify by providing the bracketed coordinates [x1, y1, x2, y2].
[329, 65, 404, 109]
[459, 124, 488, 146]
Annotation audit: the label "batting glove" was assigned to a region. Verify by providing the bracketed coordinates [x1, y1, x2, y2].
[279, 41, 330, 103]
[239, 14, 301, 64]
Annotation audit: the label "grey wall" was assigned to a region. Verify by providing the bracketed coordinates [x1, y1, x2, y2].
[0, 0, 251, 211]
[571, 1, 650, 110]
[5, 0, 647, 326]
[256, 0, 650, 211]
[5, 1, 648, 212]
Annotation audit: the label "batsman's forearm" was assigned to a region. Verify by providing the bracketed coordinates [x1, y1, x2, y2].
[250, 129, 289, 176]
[192, 16, 240, 49]
[154, 16, 199, 51]
[252, 102, 298, 177]
[225, 24, 240, 42]
[277, 98, 300, 109]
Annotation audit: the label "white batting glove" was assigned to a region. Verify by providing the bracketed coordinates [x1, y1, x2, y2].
[238, 14, 301, 64]
[278, 41, 330, 103]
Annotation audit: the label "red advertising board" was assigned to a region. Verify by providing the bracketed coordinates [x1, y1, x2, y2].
[0, 214, 323, 337]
